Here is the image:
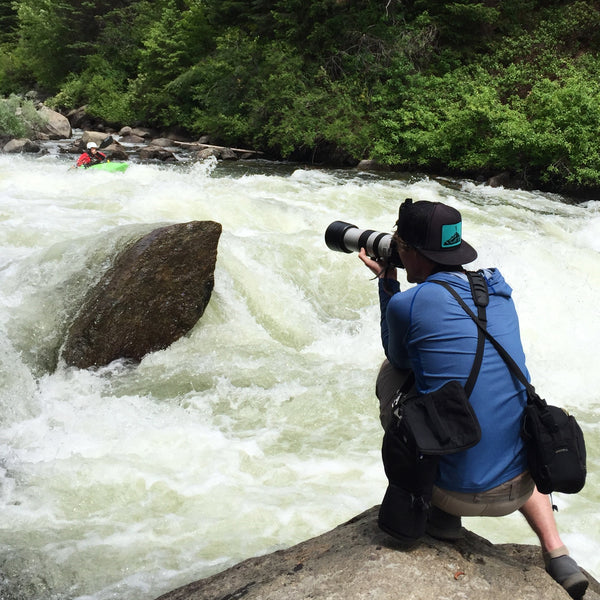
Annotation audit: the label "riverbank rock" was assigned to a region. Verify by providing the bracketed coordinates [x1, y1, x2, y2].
[66, 105, 107, 131]
[486, 170, 527, 189]
[34, 105, 72, 139]
[61, 220, 221, 369]
[2, 138, 41, 153]
[356, 158, 391, 171]
[154, 506, 600, 600]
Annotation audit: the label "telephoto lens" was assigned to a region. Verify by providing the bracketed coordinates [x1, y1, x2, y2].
[324, 221, 403, 267]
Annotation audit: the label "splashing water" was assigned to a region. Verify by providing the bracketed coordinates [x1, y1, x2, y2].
[0, 154, 598, 599]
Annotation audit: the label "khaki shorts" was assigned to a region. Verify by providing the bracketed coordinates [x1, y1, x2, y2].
[432, 471, 535, 517]
[375, 359, 535, 517]
[375, 359, 412, 430]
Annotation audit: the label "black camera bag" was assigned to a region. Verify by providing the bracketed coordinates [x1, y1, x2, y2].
[379, 419, 440, 547]
[433, 274, 587, 496]
[521, 391, 586, 494]
[396, 380, 482, 455]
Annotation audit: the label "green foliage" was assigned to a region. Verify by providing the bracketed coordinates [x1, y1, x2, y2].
[129, 0, 214, 127]
[12, 0, 167, 92]
[0, 93, 44, 136]
[523, 73, 600, 187]
[50, 54, 135, 124]
[0, 46, 34, 95]
[371, 58, 600, 189]
[0, 0, 19, 45]
[14, 0, 88, 90]
[187, 30, 270, 143]
[3, 0, 600, 191]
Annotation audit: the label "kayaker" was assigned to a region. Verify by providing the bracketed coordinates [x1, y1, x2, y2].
[76, 142, 107, 168]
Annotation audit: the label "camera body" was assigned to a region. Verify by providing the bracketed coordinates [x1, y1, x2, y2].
[325, 221, 403, 268]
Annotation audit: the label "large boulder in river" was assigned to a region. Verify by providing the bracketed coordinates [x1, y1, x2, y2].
[61, 221, 221, 369]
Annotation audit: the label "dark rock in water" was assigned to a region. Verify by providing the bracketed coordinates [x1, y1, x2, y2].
[61, 221, 221, 369]
[120, 133, 147, 145]
[139, 144, 177, 161]
[153, 506, 600, 600]
[487, 171, 526, 189]
[356, 158, 390, 171]
[195, 146, 237, 161]
[104, 144, 129, 161]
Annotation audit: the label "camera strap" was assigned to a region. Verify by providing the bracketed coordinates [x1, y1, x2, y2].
[431, 272, 534, 396]
[397, 272, 487, 400]
[464, 271, 487, 397]
[428, 272, 488, 397]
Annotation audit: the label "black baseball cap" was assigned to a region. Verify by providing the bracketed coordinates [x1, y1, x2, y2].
[395, 198, 477, 265]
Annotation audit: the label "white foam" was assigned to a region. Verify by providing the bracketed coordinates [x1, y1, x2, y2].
[0, 156, 598, 599]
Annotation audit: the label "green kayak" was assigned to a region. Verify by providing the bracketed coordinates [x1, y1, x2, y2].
[88, 161, 129, 173]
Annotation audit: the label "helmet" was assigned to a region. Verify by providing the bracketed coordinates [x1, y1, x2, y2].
[87, 141, 98, 150]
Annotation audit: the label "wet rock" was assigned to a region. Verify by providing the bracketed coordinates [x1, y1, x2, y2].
[195, 147, 220, 160]
[154, 506, 600, 600]
[131, 126, 158, 139]
[151, 137, 179, 148]
[138, 144, 177, 161]
[195, 146, 238, 161]
[120, 133, 147, 144]
[77, 131, 112, 149]
[356, 159, 390, 171]
[487, 171, 526, 189]
[61, 221, 222, 369]
[104, 143, 129, 161]
[2, 138, 41, 153]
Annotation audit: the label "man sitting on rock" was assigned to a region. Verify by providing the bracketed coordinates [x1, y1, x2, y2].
[359, 198, 588, 600]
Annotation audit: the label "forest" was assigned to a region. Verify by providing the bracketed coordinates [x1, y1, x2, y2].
[1, 0, 600, 194]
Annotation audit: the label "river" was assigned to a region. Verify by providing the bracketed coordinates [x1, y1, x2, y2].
[0, 152, 598, 599]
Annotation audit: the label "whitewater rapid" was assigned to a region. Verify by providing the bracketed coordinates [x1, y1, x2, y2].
[0, 153, 598, 599]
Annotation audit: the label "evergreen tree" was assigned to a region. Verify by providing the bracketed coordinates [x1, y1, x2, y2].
[0, 0, 19, 45]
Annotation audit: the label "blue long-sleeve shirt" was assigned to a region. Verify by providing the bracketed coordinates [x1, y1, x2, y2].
[379, 269, 529, 493]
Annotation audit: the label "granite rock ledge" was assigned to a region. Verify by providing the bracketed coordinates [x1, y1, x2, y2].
[155, 506, 599, 600]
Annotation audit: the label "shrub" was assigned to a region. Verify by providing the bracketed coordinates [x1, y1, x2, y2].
[50, 55, 134, 125]
[0, 93, 44, 137]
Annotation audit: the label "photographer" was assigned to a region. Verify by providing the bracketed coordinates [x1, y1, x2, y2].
[358, 199, 587, 599]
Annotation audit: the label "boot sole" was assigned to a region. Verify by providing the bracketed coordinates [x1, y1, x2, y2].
[425, 523, 464, 542]
[561, 572, 589, 600]
[378, 521, 422, 549]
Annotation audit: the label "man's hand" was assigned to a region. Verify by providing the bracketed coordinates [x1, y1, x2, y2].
[358, 248, 397, 280]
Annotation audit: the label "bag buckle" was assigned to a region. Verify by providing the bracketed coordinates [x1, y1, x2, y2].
[391, 388, 410, 422]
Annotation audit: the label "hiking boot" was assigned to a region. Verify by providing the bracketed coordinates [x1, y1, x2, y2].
[378, 484, 429, 549]
[546, 555, 589, 599]
[426, 506, 463, 541]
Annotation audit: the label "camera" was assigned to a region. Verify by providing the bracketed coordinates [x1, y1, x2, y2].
[324, 221, 403, 268]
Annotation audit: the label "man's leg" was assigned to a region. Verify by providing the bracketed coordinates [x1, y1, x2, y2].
[519, 488, 588, 599]
[519, 488, 562, 553]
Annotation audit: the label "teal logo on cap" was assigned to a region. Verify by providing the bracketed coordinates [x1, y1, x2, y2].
[441, 222, 462, 248]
